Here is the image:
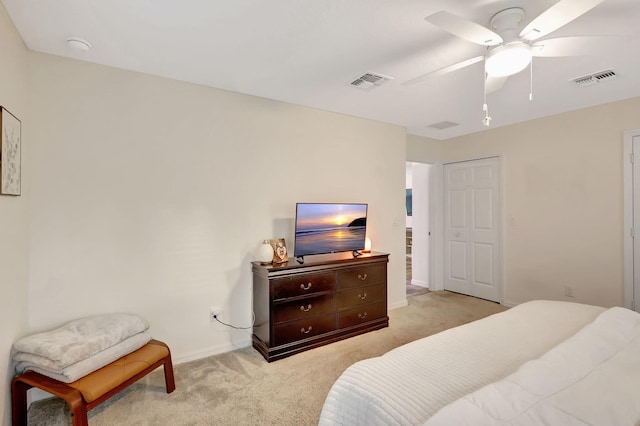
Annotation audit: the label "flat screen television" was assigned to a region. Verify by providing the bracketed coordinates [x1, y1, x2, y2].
[294, 202, 368, 260]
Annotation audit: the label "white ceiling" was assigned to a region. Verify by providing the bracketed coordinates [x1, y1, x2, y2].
[2, 0, 639, 140]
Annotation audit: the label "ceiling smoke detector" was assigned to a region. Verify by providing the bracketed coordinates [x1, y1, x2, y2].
[67, 37, 92, 52]
[350, 72, 393, 90]
[570, 69, 616, 87]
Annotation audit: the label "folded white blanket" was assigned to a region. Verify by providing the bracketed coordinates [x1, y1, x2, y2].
[16, 331, 152, 383]
[425, 307, 640, 425]
[12, 313, 149, 371]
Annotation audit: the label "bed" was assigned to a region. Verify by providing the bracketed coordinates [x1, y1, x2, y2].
[319, 300, 640, 425]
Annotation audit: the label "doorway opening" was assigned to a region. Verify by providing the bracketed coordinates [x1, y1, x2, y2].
[406, 162, 431, 298]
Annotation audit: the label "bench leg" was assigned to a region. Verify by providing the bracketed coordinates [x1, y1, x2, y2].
[69, 403, 89, 426]
[163, 352, 176, 393]
[11, 378, 29, 426]
[63, 390, 88, 426]
[12, 373, 89, 426]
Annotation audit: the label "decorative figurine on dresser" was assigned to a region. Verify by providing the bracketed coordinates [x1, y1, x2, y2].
[252, 203, 389, 362]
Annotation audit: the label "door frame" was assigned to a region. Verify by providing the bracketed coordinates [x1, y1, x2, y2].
[406, 161, 433, 289]
[622, 129, 640, 311]
[433, 155, 504, 304]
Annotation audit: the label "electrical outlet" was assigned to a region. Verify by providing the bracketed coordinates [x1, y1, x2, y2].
[210, 306, 223, 322]
[564, 285, 575, 298]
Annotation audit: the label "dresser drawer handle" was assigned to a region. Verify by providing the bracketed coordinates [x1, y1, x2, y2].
[300, 326, 313, 334]
[300, 283, 313, 290]
[357, 273, 368, 281]
[358, 312, 368, 320]
[300, 304, 312, 312]
[358, 293, 367, 300]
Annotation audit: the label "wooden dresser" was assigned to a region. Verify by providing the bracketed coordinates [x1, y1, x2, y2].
[252, 251, 389, 362]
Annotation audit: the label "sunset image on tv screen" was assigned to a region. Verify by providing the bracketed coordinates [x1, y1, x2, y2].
[294, 203, 367, 256]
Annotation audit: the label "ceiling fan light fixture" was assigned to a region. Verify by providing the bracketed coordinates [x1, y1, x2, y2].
[485, 42, 532, 77]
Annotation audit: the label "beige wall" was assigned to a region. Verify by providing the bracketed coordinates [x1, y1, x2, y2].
[407, 134, 441, 163]
[418, 98, 640, 307]
[26, 52, 407, 363]
[0, 3, 30, 425]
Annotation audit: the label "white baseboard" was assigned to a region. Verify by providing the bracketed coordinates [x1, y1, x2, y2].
[173, 339, 251, 365]
[410, 279, 429, 288]
[389, 299, 408, 310]
[28, 389, 54, 405]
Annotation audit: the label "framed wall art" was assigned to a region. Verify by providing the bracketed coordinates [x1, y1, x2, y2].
[0, 106, 21, 196]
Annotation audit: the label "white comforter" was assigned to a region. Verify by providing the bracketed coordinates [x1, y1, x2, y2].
[425, 306, 640, 425]
[319, 300, 607, 426]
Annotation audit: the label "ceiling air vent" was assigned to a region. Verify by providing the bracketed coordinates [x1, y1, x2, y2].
[428, 121, 459, 130]
[350, 72, 393, 90]
[570, 69, 616, 87]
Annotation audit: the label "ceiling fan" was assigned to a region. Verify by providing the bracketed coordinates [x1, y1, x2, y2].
[403, 0, 610, 100]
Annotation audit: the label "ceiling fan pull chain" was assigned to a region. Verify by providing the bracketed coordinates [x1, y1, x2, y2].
[482, 104, 492, 127]
[529, 58, 534, 101]
[483, 72, 492, 127]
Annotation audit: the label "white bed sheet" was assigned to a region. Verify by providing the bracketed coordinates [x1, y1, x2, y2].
[319, 300, 606, 426]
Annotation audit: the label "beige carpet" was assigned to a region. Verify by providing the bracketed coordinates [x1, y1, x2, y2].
[27, 291, 506, 425]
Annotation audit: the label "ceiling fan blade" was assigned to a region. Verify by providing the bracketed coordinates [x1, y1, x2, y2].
[485, 75, 508, 94]
[402, 56, 485, 86]
[519, 0, 606, 42]
[425, 11, 503, 46]
[532, 36, 622, 57]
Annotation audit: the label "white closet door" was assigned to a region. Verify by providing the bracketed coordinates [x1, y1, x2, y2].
[632, 136, 640, 311]
[444, 157, 501, 302]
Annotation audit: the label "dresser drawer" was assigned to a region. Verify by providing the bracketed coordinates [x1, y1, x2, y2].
[336, 283, 385, 310]
[273, 314, 336, 346]
[273, 294, 335, 323]
[272, 272, 335, 300]
[337, 265, 386, 289]
[337, 302, 386, 329]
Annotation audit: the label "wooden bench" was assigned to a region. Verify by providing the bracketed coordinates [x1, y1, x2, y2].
[11, 339, 175, 426]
